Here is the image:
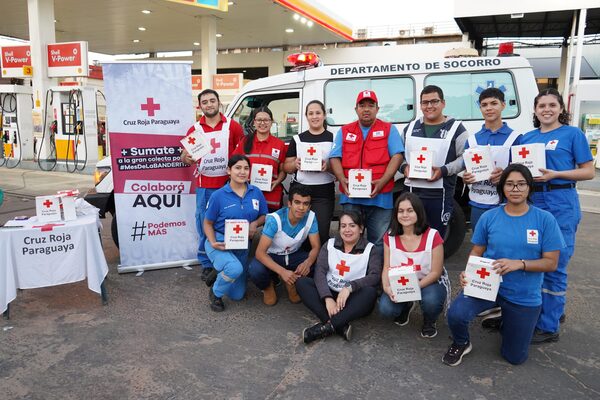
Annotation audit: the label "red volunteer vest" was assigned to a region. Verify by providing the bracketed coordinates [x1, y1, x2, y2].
[340, 119, 393, 194]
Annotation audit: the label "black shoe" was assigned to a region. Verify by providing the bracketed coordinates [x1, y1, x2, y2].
[341, 324, 352, 341]
[208, 288, 224, 312]
[442, 342, 472, 366]
[204, 269, 218, 287]
[481, 316, 503, 331]
[302, 322, 335, 344]
[200, 267, 212, 281]
[394, 302, 415, 327]
[531, 329, 559, 344]
[421, 321, 438, 338]
[559, 313, 566, 323]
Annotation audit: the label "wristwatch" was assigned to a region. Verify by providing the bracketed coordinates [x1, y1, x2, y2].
[344, 281, 353, 293]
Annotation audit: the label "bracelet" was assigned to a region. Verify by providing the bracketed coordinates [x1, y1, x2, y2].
[521, 259, 527, 271]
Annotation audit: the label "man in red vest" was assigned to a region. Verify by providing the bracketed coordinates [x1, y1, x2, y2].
[329, 90, 404, 247]
[181, 89, 244, 282]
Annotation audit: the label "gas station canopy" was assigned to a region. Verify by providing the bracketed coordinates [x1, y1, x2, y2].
[0, 0, 353, 55]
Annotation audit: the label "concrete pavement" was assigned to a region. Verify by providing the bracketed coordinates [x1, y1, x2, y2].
[1, 167, 600, 399]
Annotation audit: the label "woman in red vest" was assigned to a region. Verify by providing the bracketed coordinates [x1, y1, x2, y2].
[233, 107, 287, 211]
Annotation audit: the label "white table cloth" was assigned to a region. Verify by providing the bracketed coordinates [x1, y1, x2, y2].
[1, 214, 108, 313]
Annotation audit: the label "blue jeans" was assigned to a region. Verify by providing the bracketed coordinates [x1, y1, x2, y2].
[447, 292, 541, 365]
[205, 239, 248, 301]
[378, 281, 447, 323]
[196, 187, 217, 269]
[341, 204, 391, 248]
[248, 250, 310, 290]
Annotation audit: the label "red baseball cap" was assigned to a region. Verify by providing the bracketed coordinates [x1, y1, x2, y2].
[356, 90, 378, 105]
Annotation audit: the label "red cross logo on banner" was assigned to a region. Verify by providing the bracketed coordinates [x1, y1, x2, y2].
[401, 257, 421, 271]
[233, 224, 243, 234]
[43, 199, 53, 208]
[307, 146, 317, 156]
[355, 173, 365, 182]
[476, 268, 490, 279]
[417, 154, 426, 164]
[471, 153, 483, 164]
[398, 276, 410, 286]
[33, 223, 65, 232]
[210, 138, 221, 154]
[140, 97, 160, 117]
[258, 167, 267, 176]
[187, 136, 196, 145]
[518, 147, 530, 158]
[336, 260, 350, 276]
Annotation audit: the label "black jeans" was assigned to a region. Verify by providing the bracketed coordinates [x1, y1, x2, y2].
[290, 182, 334, 245]
[296, 277, 377, 332]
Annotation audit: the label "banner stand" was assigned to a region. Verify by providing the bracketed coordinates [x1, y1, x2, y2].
[118, 259, 199, 274]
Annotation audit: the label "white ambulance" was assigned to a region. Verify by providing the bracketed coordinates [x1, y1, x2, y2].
[88, 53, 540, 256]
[224, 53, 540, 257]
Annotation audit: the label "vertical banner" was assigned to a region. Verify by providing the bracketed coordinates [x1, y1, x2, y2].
[103, 62, 198, 272]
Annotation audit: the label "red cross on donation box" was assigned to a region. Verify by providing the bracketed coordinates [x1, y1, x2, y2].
[348, 169, 371, 198]
[300, 142, 322, 171]
[388, 265, 422, 302]
[464, 255, 501, 302]
[225, 220, 249, 250]
[510, 143, 546, 178]
[409, 149, 433, 180]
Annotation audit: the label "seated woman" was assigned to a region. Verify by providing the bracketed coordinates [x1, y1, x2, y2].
[378, 192, 449, 338]
[296, 211, 382, 343]
[204, 155, 268, 312]
[443, 164, 564, 366]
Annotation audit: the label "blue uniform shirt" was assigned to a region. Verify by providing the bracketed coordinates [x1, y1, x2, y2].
[262, 207, 319, 239]
[465, 122, 522, 209]
[330, 123, 404, 209]
[205, 182, 268, 240]
[472, 205, 565, 306]
[521, 125, 593, 185]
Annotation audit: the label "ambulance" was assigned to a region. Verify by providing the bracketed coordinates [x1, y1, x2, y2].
[87, 52, 540, 257]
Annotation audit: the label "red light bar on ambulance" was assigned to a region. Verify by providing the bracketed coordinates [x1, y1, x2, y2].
[287, 52, 321, 70]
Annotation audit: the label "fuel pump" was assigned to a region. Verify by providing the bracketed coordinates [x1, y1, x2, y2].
[0, 85, 34, 168]
[37, 86, 99, 172]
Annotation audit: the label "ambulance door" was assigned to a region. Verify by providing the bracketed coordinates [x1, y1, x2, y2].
[324, 76, 416, 134]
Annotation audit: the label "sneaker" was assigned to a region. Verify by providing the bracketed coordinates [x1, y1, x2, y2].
[477, 306, 501, 318]
[442, 342, 472, 366]
[263, 283, 277, 306]
[302, 322, 335, 344]
[341, 324, 352, 341]
[208, 288, 225, 312]
[421, 321, 438, 338]
[531, 329, 560, 344]
[204, 268, 218, 287]
[481, 316, 502, 331]
[394, 302, 415, 327]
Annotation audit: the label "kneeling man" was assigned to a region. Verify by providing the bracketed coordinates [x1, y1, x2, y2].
[249, 185, 321, 305]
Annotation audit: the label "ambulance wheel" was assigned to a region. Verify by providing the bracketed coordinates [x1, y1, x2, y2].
[443, 199, 465, 259]
[111, 213, 119, 249]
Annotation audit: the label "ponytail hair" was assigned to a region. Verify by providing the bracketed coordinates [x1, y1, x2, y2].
[244, 106, 274, 154]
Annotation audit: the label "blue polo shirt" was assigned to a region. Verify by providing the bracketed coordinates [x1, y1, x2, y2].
[464, 122, 522, 209]
[205, 182, 268, 239]
[472, 205, 565, 306]
[262, 208, 319, 239]
[330, 123, 404, 209]
[521, 125, 593, 185]
[464, 122, 521, 150]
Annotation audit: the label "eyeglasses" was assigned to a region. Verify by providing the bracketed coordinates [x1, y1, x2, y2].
[255, 118, 272, 124]
[420, 99, 442, 106]
[504, 182, 528, 191]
